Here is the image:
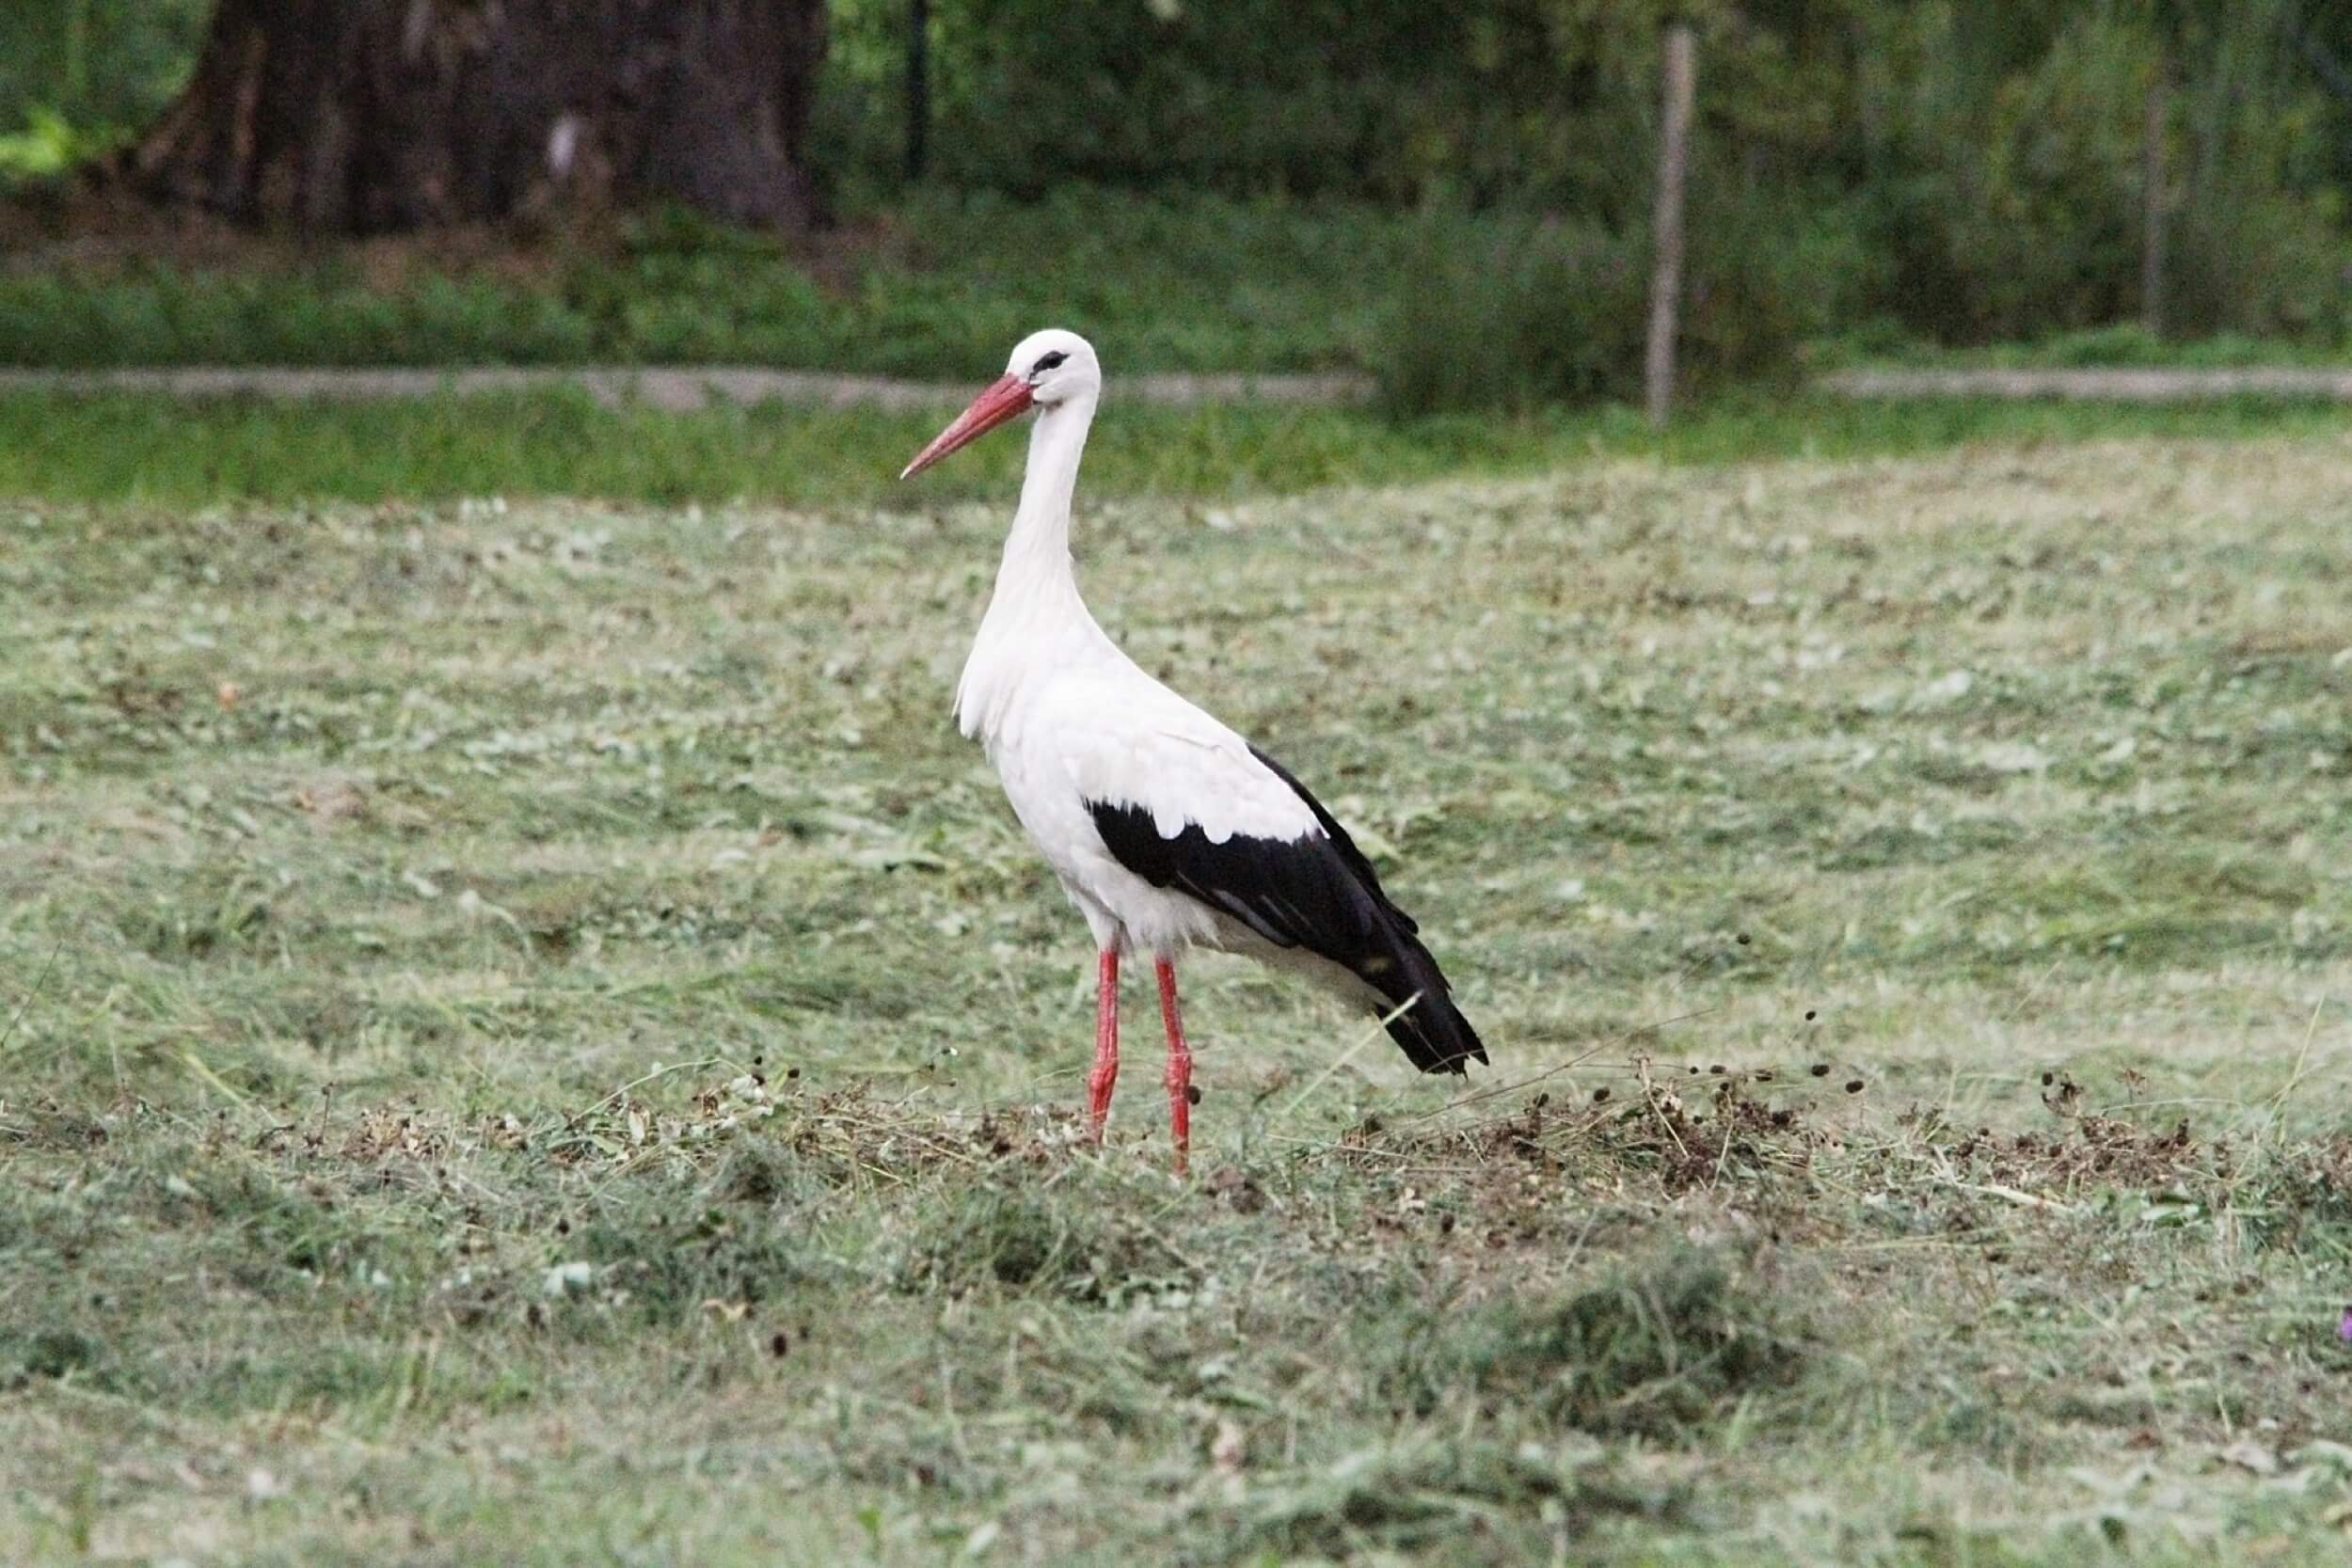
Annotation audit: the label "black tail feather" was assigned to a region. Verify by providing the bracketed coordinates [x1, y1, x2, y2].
[1367, 914, 1487, 1075]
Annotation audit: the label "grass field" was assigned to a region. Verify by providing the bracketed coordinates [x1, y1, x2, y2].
[6, 388, 2352, 509]
[6, 420, 2352, 1563]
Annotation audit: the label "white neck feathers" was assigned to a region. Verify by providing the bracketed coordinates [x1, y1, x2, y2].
[953, 391, 1113, 739]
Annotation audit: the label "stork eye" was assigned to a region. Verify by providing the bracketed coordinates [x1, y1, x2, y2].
[1031, 351, 1069, 376]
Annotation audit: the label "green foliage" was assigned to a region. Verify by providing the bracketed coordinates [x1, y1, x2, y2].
[0, 107, 107, 179]
[8, 0, 2352, 388]
[1372, 189, 1867, 415]
[1849, 1, 2352, 344]
[1908, 10, 2153, 337]
[0, 192, 1422, 376]
[1372, 216, 1642, 416]
[818, 0, 2352, 358]
[0, 0, 208, 178]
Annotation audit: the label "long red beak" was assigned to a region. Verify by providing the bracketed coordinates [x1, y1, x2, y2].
[899, 373, 1035, 479]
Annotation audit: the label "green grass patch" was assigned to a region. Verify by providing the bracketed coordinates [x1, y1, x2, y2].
[0, 192, 1431, 376]
[1378, 1244, 1807, 1438]
[2, 388, 2347, 507]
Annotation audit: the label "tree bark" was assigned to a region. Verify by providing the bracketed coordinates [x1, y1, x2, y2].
[124, 0, 828, 234]
[1645, 21, 1696, 430]
[905, 0, 930, 182]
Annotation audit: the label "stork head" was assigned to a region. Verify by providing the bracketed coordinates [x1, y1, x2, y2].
[900, 329, 1099, 480]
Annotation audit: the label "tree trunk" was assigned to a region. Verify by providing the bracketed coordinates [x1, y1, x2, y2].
[1645, 21, 1696, 430]
[124, 0, 828, 234]
[905, 0, 930, 182]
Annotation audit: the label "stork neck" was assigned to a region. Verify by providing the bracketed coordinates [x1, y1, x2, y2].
[999, 391, 1097, 582]
[955, 390, 1107, 737]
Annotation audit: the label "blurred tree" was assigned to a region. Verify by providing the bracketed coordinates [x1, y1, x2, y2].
[8, 0, 2348, 356]
[906, 0, 930, 181]
[122, 0, 829, 232]
[0, 1, 207, 132]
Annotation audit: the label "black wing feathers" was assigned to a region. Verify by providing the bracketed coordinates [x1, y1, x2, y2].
[1244, 747, 1418, 935]
[1086, 746, 1486, 1074]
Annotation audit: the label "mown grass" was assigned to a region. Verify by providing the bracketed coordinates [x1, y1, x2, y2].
[5, 432, 2352, 1563]
[4, 388, 2349, 507]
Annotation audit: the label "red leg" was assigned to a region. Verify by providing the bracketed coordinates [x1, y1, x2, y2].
[1087, 948, 1119, 1141]
[1155, 957, 1192, 1177]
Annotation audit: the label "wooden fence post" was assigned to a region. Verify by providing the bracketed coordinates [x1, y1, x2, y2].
[2140, 59, 2168, 338]
[1645, 20, 1697, 429]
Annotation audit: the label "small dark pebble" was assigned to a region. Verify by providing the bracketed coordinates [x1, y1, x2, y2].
[787, 1067, 803, 1081]
[1708, 1064, 1726, 1075]
[1809, 1063, 1831, 1078]
[1736, 932, 1752, 945]
[2041, 1070, 2055, 1086]
[770, 1331, 790, 1358]
[555, 1218, 570, 1236]
[1592, 1086, 1612, 1104]
[1845, 1078, 1865, 1094]
[1687, 1065, 1701, 1075]
[1185, 1084, 1202, 1106]
[1755, 1069, 1774, 1083]
[1804, 1010, 1817, 1022]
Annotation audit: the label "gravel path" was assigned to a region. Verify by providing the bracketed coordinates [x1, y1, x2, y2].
[0, 364, 1375, 410]
[1820, 366, 2352, 402]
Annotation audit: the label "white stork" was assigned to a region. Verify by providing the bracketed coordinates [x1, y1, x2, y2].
[901, 328, 1485, 1171]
